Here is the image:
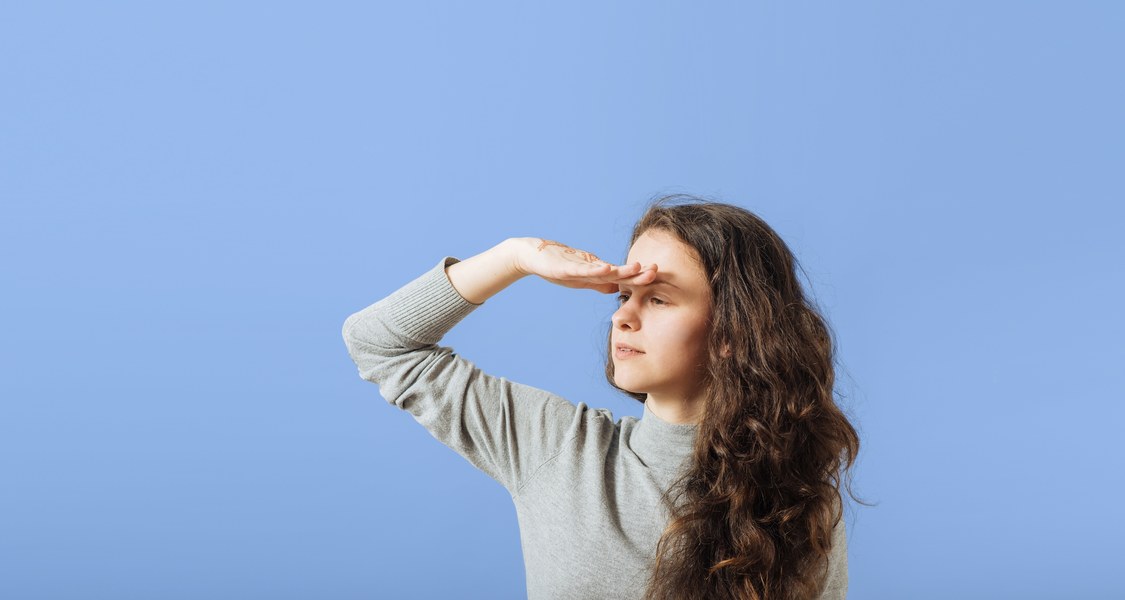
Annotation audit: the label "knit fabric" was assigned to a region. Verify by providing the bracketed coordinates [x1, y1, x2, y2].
[342, 256, 848, 599]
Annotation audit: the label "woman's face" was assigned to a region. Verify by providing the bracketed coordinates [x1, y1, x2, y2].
[611, 229, 712, 405]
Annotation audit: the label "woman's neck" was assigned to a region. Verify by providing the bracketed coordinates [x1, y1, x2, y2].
[644, 394, 703, 425]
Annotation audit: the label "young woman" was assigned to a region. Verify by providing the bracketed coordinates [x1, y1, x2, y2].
[342, 195, 861, 599]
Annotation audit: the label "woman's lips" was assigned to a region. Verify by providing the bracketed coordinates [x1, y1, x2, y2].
[614, 347, 645, 359]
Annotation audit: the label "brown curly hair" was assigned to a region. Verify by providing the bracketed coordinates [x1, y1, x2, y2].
[604, 194, 868, 599]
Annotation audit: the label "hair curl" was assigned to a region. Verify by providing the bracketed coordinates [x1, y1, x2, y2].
[604, 194, 869, 600]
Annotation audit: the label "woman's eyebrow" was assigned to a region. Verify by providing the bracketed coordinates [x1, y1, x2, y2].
[620, 279, 682, 291]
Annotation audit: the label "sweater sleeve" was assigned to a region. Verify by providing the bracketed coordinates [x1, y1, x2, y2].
[341, 255, 590, 497]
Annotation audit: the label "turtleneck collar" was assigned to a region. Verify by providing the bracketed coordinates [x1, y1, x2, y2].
[629, 401, 698, 474]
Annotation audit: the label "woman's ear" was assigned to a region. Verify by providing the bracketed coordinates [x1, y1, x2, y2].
[720, 343, 731, 358]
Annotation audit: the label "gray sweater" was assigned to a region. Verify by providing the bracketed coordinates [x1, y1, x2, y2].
[342, 256, 848, 599]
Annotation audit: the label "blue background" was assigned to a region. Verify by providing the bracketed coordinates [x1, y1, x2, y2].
[3, 2, 1122, 598]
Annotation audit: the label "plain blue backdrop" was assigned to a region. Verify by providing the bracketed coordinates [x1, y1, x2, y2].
[2, 2, 1122, 599]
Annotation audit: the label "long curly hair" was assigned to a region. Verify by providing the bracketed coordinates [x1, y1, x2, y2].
[604, 194, 867, 600]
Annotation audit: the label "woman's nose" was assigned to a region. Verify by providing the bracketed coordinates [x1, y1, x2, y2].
[612, 306, 637, 329]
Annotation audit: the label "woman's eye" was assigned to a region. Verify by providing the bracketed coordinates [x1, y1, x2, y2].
[616, 294, 665, 306]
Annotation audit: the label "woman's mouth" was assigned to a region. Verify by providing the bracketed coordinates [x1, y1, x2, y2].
[615, 346, 645, 359]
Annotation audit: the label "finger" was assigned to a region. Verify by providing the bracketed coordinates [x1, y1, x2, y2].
[605, 261, 642, 277]
[578, 262, 619, 277]
[615, 266, 657, 285]
[612, 262, 652, 278]
[584, 261, 645, 282]
[637, 265, 659, 280]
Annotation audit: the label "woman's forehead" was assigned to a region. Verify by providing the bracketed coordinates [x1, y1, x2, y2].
[627, 231, 701, 272]
[625, 231, 707, 290]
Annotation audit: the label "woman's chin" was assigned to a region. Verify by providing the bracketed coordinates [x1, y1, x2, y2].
[612, 375, 645, 394]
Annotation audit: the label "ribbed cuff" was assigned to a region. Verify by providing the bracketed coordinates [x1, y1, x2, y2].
[380, 256, 483, 345]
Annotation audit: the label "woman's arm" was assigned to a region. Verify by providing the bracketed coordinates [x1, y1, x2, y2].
[340, 238, 651, 495]
[444, 237, 528, 305]
[340, 240, 607, 496]
[341, 251, 584, 496]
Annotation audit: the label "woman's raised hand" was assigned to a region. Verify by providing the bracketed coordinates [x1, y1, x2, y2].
[511, 237, 658, 294]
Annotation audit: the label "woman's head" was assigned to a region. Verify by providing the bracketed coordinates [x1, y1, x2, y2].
[603, 194, 865, 600]
[605, 196, 808, 417]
